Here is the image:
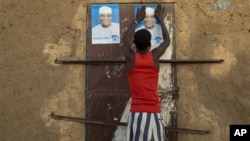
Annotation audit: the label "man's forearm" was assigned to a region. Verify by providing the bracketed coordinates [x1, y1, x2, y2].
[123, 21, 137, 43]
[159, 18, 170, 44]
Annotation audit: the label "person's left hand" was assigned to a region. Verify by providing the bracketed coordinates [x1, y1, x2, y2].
[135, 5, 146, 22]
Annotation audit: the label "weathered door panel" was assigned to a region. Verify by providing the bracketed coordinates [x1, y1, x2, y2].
[86, 3, 177, 141]
[86, 91, 129, 141]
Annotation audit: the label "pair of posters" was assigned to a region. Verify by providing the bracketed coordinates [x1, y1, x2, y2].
[91, 4, 164, 49]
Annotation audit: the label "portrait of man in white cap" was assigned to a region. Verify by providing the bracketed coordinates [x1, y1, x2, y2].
[91, 4, 120, 44]
[135, 5, 163, 49]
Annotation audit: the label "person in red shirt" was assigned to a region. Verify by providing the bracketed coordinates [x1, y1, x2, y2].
[121, 4, 170, 141]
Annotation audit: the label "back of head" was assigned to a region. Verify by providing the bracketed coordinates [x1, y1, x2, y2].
[134, 29, 151, 51]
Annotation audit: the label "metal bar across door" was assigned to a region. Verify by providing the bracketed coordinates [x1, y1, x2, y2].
[51, 113, 210, 135]
[55, 59, 224, 64]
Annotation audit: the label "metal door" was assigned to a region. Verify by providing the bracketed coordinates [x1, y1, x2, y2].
[86, 3, 177, 141]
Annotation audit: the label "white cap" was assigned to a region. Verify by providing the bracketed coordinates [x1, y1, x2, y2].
[99, 6, 112, 14]
[145, 7, 155, 15]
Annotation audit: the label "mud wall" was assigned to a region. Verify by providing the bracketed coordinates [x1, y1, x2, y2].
[0, 0, 250, 141]
[176, 0, 250, 141]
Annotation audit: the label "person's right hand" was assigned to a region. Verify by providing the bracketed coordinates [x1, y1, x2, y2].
[155, 4, 166, 21]
[135, 5, 146, 22]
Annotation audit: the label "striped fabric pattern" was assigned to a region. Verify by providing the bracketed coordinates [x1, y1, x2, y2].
[126, 112, 165, 141]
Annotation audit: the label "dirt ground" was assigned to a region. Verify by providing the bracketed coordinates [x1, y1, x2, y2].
[1, 0, 250, 141]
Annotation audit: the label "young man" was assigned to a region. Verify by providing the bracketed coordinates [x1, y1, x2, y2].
[121, 5, 170, 141]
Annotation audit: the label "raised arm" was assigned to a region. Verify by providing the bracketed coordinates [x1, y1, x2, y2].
[121, 6, 145, 71]
[151, 4, 171, 60]
[121, 6, 145, 56]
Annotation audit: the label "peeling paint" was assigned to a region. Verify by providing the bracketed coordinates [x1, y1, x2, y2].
[112, 99, 131, 141]
[42, 39, 73, 66]
[211, 43, 237, 77]
[160, 94, 177, 126]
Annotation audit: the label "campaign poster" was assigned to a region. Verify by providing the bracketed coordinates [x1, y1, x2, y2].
[91, 4, 120, 44]
[134, 4, 163, 49]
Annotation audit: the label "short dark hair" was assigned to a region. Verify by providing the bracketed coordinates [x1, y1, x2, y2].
[134, 29, 151, 51]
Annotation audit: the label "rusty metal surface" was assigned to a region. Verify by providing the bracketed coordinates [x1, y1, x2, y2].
[86, 64, 128, 91]
[85, 91, 129, 141]
[86, 3, 177, 141]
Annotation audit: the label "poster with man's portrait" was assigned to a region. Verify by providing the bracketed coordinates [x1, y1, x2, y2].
[91, 4, 120, 44]
[134, 5, 163, 49]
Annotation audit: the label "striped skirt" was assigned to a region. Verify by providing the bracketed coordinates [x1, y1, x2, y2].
[126, 112, 165, 141]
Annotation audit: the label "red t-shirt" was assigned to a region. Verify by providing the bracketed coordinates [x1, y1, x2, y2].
[127, 52, 161, 112]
